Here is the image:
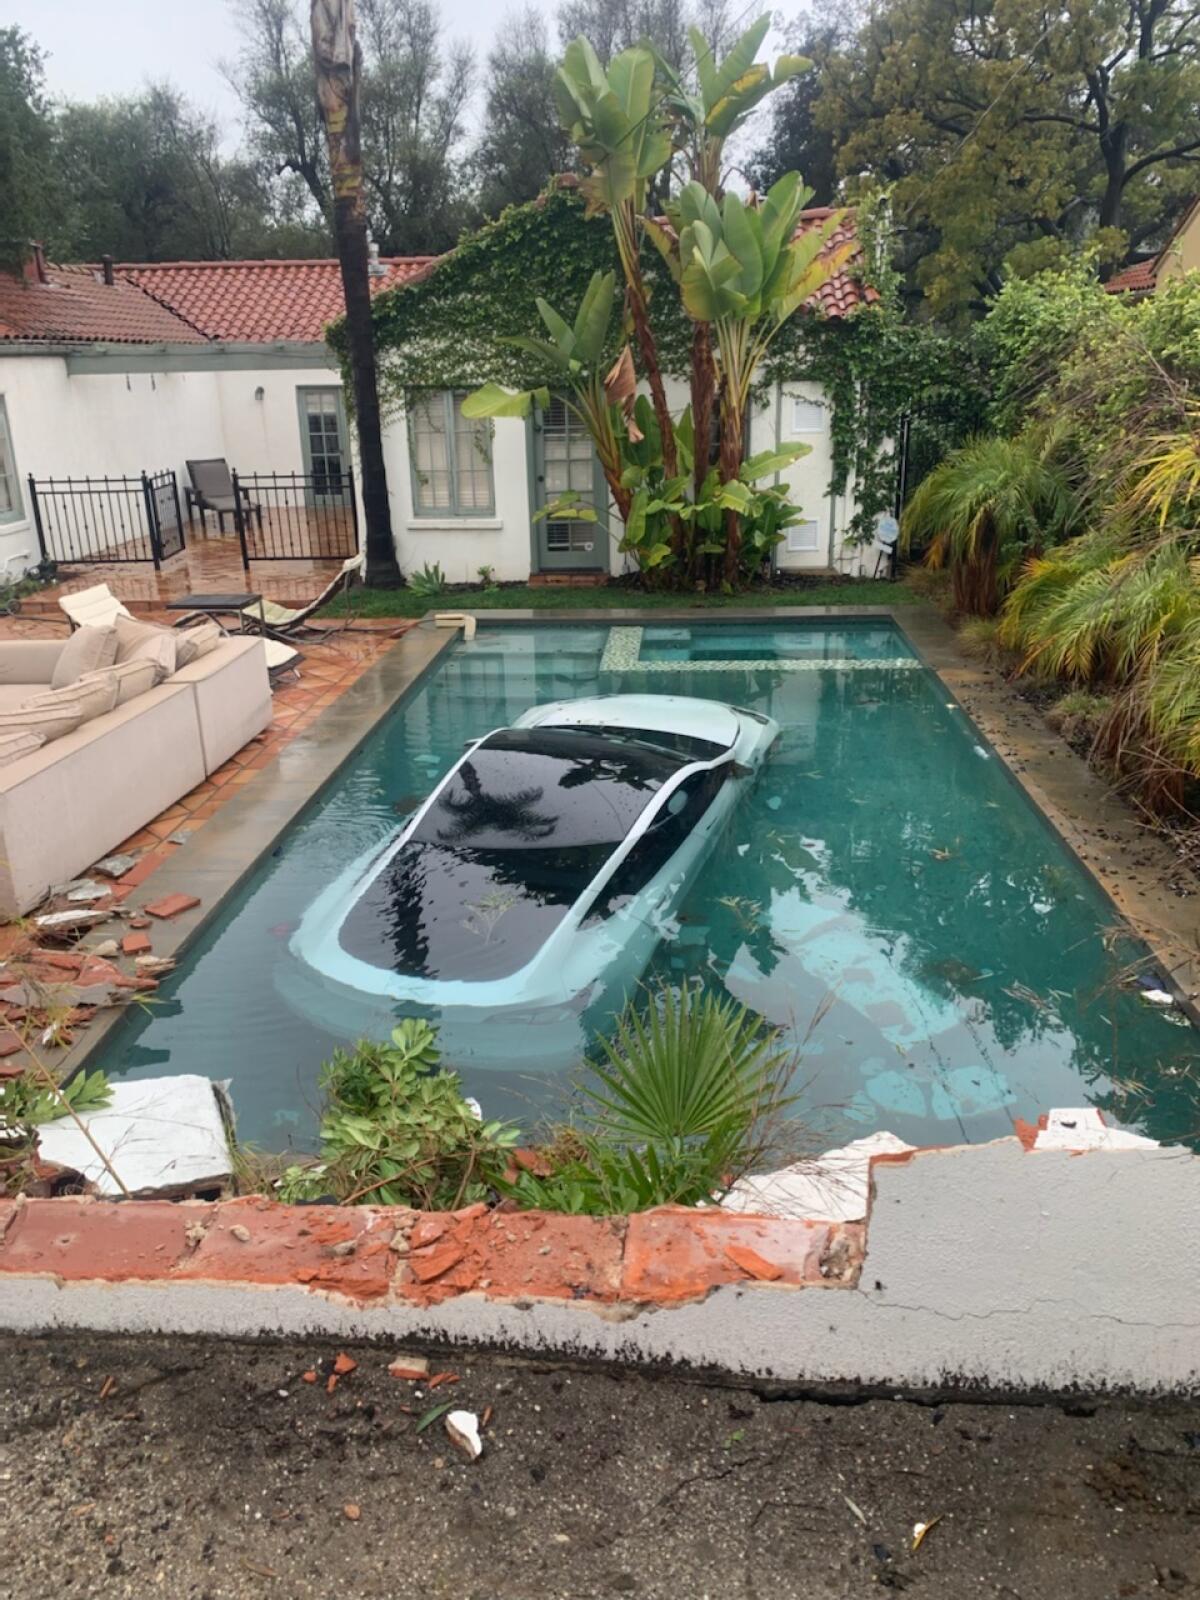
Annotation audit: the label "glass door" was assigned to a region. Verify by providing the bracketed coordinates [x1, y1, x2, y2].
[533, 396, 604, 571]
[298, 387, 350, 509]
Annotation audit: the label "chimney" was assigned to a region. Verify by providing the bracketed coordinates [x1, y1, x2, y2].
[367, 238, 385, 278]
[22, 243, 49, 286]
[101, 255, 115, 287]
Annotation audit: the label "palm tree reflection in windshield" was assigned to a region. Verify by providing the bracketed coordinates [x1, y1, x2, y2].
[433, 759, 558, 846]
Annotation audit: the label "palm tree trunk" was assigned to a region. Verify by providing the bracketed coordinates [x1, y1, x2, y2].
[311, 0, 402, 588]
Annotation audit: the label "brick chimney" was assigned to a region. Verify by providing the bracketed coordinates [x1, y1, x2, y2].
[21, 242, 49, 286]
[101, 254, 115, 286]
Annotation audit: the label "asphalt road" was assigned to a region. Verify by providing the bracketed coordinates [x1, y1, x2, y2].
[1, 1334, 1197, 1598]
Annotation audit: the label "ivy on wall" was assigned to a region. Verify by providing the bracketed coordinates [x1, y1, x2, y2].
[329, 183, 982, 542]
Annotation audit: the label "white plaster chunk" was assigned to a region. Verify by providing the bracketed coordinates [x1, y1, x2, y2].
[720, 1130, 914, 1221]
[1034, 1107, 1162, 1153]
[38, 1075, 233, 1197]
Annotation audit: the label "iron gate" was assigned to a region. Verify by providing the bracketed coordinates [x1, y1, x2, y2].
[28, 470, 186, 570]
[231, 469, 359, 569]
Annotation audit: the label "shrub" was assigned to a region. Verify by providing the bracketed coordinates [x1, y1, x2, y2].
[500, 984, 801, 1214]
[278, 1020, 518, 1209]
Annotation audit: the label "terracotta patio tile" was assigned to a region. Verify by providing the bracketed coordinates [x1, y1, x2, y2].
[143, 892, 201, 920]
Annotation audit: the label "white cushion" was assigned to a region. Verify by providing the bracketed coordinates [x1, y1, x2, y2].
[23, 675, 121, 725]
[0, 730, 46, 768]
[51, 625, 118, 690]
[174, 618, 223, 667]
[0, 700, 87, 744]
[114, 615, 177, 681]
[59, 584, 134, 629]
[75, 659, 159, 707]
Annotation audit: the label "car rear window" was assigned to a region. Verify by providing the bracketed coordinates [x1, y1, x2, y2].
[410, 727, 686, 851]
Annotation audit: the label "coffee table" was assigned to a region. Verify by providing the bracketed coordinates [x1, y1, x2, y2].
[166, 592, 265, 633]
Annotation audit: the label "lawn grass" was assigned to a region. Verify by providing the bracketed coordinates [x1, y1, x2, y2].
[325, 577, 919, 618]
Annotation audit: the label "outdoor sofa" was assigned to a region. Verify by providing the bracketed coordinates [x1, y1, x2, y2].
[0, 618, 271, 916]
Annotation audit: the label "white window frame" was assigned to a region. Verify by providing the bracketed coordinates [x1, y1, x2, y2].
[0, 398, 23, 527]
[407, 390, 495, 518]
[790, 396, 826, 434]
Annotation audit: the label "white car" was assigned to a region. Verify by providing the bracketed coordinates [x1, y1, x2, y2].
[286, 694, 778, 1068]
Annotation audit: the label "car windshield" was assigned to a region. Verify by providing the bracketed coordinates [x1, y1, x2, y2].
[339, 727, 690, 982]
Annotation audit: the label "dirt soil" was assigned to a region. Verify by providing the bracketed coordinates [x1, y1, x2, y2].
[1, 1335, 1198, 1598]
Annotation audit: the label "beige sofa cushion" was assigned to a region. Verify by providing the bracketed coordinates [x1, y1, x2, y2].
[175, 618, 224, 667]
[51, 625, 118, 690]
[24, 674, 121, 725]
[0, 730, 46, 768]
[114, 615, 177, 681]
[76, 658, 159, 708]
[0, 699, 89, 744]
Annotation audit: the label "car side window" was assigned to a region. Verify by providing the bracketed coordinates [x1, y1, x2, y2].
[584, 765, 730, 921]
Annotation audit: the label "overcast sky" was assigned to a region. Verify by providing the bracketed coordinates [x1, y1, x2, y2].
[9, 0, 518, 142]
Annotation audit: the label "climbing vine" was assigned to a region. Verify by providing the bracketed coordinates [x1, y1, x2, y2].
[329, 183, 982, 540]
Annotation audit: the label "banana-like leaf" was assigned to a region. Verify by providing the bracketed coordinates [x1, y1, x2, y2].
[774, 237, 856, 324]
[573, 270, 616, 364]
[536, 296, 575, 354]
[740, 442, 813, 481]
[500, 333, 572, 369]
[722, 193, 764, 301]
[642, 216, 682, 283]
[714, 478, 754, 512]
[461, 383, 548, 419]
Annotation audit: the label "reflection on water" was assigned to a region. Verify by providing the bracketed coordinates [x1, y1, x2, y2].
[94, 625, 1200, 1151]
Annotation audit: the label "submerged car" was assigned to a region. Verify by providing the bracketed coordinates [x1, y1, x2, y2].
[286, 694, 777, 1068]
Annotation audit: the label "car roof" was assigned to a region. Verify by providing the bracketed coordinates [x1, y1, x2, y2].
[521, 694, 740, 751]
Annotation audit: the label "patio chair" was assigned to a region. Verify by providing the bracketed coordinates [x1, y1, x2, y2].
[59, 583, 134, 630]
[185, 459, 263, 535]
[237, 551, 365, 640]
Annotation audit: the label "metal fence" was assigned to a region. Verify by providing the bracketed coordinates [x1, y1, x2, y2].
[231, 469, 359, 568]
[27, 471, 185, 569]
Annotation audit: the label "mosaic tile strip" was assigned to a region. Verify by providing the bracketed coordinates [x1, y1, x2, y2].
[599, 625, 920, 674]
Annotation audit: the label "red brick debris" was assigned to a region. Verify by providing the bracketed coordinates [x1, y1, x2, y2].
[0, 1195, 867, 1311]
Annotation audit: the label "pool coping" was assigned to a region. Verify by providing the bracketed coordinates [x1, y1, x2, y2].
[52, 601, 1197, 1089]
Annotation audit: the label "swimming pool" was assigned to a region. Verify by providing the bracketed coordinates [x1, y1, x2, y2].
[94, 621, 1199, 1151]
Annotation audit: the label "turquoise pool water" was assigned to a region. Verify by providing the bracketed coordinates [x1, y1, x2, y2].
[96, 623, 1199, 1151]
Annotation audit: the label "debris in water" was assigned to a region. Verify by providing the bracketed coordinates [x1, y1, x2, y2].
[445, 1410, 483, 1461]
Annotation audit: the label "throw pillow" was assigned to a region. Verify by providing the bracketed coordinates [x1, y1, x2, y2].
[0, 729, 46, 768]
[24, 674, 120, 725]
[75, 658, 159, 707]
[50, 624, 118, 690]
[114, 614, 177, 681]
[0, 701, 87, 745]
[175, 618, 224, 665]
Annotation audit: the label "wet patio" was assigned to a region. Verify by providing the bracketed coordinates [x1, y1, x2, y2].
[23, 536, 348, 619]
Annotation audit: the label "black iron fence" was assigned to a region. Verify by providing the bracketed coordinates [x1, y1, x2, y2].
[231, 468, 359, 569]
[28, 470, 185, 570]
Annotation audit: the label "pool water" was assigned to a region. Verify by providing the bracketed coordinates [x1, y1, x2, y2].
[96, 623, 1200, 1151]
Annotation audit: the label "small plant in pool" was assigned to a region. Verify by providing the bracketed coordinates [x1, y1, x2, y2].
[499, 984, 801, 1214]
[408, 561, 448, 600]
[278, 1019, 519, 1210]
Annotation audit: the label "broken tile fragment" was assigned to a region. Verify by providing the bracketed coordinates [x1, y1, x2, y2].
[143, 893, 201, 921]
[121, 932, 152, 956]
[93, 854, 137, 880]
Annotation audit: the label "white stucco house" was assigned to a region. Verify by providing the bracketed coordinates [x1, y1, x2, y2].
[0, 215, 878, 584]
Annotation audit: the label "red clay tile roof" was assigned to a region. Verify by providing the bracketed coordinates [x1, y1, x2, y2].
[0, 268, 207, 344]
[117, 258, 436, 343]
[1105, 258, 1159, 296]
[793, 206, 877, 318]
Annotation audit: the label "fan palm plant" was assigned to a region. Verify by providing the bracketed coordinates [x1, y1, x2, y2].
[901, 433, 1079, 616]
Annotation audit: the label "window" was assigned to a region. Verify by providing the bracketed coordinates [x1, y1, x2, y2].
[790, 396, 826, 434]
[786, 519, 821, 553]
[0, 399, 23, 526]
[408, 390, 494, 516]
